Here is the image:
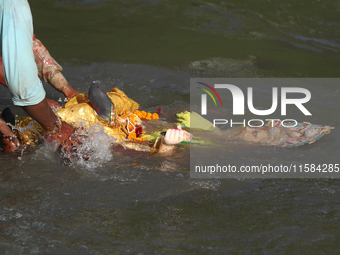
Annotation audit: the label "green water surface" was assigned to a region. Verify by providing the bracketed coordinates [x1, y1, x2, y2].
[30, 0, 340, 77]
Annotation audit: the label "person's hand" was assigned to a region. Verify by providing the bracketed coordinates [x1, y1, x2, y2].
[46, 122, 88, 159]
[0, 116, 22, 153]
[46, 121, 74, 144]
[162, 125, 191, 145]
[60, 127, 86, 157]
[2, 135, 21, 153]
[61, 84, 82, 99]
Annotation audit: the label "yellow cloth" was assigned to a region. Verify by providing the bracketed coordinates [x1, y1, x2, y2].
[107, 88, 139, 117]
[16, 88, 142, 146]
[57, 89, 141, 142]
[15, 116, 45, 147]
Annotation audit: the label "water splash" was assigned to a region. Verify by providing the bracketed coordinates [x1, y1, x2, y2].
[60, 122, 116, 170]
[0, 120, 31, 159]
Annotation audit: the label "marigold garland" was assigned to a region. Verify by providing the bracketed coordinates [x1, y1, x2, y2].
[115, 110, 159, 142]
[134, 110, 159, 120]
[127, 132, 147, 141]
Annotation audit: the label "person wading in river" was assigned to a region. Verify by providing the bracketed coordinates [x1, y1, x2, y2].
[0, 0, 81, 153]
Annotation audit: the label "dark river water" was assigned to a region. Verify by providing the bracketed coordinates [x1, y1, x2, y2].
[1, 0, 340, 254]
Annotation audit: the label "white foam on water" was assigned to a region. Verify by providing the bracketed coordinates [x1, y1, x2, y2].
[60, 122, 116, 170]
[187, 56, 261, 77]
[1, 115, 124, 171]
[189, 180, 221, 191]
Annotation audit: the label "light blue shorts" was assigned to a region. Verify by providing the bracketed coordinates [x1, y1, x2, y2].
[0, 0, 45, 106]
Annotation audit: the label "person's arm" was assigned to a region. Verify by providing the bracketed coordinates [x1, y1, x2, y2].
[0, 36, 81, 99]
[0, 54, 70, 151]
[22, 98, 63, 131]
[0, 0, 76, 153]
[32, 35, 81, 99]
